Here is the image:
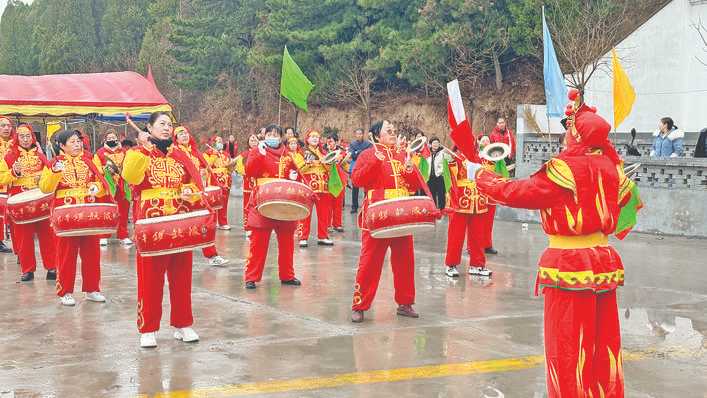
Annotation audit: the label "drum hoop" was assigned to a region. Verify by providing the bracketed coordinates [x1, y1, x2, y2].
[7, 189, 54, 205]
[257, 201, 309, 220]
[370, 222, 435, 238]
[55, 228, 118, 237]
[367, 195, 434, 208]
[11, 215, 50, 224]
[258, 179, 311, 190]
[0, 194, 8, 199]
[138, 241, 215, 257]
[205, 186, 221, 192]
[54, 203, 118, 211]
[135, 209, 211, 225]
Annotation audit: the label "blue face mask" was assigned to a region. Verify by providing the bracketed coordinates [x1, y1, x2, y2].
[265, 137, 280, 148]
[214, 142, 224, 151]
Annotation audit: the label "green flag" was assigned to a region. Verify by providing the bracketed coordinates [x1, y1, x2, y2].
[280, 46, 314, 112]
[418, 157, 430, 180]
[328, 163, 344, 197]
[104, 167, 117, 197]
[442, 158, 452, 193]
[494, 159, 510, 178]
[616, 184, 643, 240]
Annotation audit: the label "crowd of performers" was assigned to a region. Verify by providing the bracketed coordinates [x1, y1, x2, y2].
[0, 90, 639, 396]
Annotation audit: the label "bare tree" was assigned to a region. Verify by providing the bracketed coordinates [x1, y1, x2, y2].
[693, 19, 707, 67]
[547, 0, 630, 93]
[324, 56, 377, 130]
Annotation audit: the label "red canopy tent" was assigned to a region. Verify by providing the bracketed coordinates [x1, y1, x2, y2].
[0, 71, 171, 117]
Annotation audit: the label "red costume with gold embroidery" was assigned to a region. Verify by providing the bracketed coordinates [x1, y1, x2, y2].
[122, 142, 205, 333]
[234, 145, 256, 234]
[243, 145, 300, 283]
[0, 125, 56, 275]
[475, 97, 637, 398]
[351, 143, 423, 311]
[444, 150, 491, 270]
[299, 131, 332, 241]
[204, 138, 234, 227]
[93, 145, 130, 239]
[0, 116, 15, 245]
[326, 144, 349, 231]
[39, 150, 110, 297]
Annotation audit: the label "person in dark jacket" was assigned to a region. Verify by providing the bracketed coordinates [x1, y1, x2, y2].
[695, 128, 707, 158]
[348, 128, 372, 213]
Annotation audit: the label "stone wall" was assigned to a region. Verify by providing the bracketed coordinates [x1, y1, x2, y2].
[497, 131, 707, 238]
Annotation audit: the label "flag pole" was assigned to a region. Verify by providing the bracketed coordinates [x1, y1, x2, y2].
[294, 109, 300, 131]
[278, 96, 282, 126]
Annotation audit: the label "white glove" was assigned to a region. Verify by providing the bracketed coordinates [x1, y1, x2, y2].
[258, 141, 267, 155]
[289, 170, 298, 180]
[87, 183, 100, 196]
[466, 162, 482, 181]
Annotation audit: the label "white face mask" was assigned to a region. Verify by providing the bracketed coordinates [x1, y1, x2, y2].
[309, 137, 319, 146]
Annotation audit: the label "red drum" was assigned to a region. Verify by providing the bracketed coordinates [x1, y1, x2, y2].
[134, 210, 216, 257]
[6, 189, 54, 224]
[255, 179, 314, 221]
[205, 185, 223, 210]
[0, 193, 7, 218]
[364, 196, 437, 239]
[51, 203, 119, 237]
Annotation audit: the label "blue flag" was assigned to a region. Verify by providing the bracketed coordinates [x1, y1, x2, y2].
[542, 6, 568, 118]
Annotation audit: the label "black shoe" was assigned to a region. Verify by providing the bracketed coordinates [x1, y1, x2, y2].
[334, 227, 345, 233]
[350, 209, 358, 214]
[281, 278, 301, 286]
[245, 281, 256, 289]
[46, 269, 57, 280]
[484, 247, 498, 255]
[20, 272, 34, 282]
[0, 241, 12, 253]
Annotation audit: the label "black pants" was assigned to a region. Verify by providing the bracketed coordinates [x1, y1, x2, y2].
[427, 174, 446, 209]
[351, 186, 361, 211]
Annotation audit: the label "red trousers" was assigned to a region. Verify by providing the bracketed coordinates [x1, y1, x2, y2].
[330, 192, 344, 228]
[242, 191, 251, 231]
[56, 236, 101, 296]
[445, 212, 486, 267]
[352, 231, 415, 311]
[544, 288, 623, 398]
[482, 205, 496, 249]
[137, 252, 193, 333]
[244, 225, 296, 282]
[217, 186, 230, 227]
[116, 195, 130, 239]
[299, 192, 331, 239]
[14, 219, 55, 273]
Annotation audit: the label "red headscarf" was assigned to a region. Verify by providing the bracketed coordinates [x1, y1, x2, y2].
[563, 92, 621, 165]
[174, 125, 208, 169]
[6, 124, 49, 167]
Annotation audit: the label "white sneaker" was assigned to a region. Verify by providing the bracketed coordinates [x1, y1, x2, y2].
[208, 256, 229, 267]
[317, 238, 334, 246]
[99, 238, 108, 246]
[245, 230, 252, 237]
[468, 266, 481, 275]
[299, 240, 308, 248]
[140, 332, 157, 348]
[445, 266, 460, 277]
[174, 327, 199, 343]
[59, 294, 76, 306]
[217, 225, 231, 231]
[121, 238, 133, 247]
[85, 291, 106, 302]
[477, 267, 493, 277]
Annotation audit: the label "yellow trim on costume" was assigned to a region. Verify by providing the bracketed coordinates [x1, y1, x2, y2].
[0, 104, 172, 117]
[0, 159, 15, 185]
[456, 179, 476, 188]
[367, 188, 409, 200]
[256, 177, 278, 185]
[547, 232, 608, 249]
[545, 158, 576, 193]
[38, 167, 62, 194]
[56, 187, 89, 198]
[141, 187, 181, 201]
[538, 267, 624, 287]
[15, 175, 39, 187]
[121, 150, 150, 185]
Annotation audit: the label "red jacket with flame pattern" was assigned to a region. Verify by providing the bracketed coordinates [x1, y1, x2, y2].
[448, 152, 490, 214]
[300, 145, 329, 193]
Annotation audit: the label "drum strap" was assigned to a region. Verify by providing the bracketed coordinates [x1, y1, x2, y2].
[142, 188, 181, 201]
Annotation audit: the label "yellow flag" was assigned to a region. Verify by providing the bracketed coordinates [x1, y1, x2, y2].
[612, 49, 636, 129]
[46, 122, 62, 139]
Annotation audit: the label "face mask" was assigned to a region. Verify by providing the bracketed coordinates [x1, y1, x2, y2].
[309, 137, 319, 146]
[106, 140, 119, 148]
[215, 142, 224, 151]
[265, 137, 280, 148]
[149, 136, 173, 154]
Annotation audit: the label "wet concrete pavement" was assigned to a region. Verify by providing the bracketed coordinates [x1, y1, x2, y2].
[1, 197, 706, 397]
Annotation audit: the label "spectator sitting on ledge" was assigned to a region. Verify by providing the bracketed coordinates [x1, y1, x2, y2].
[695, 128, 707, 158]
[650, 117, 684, 158]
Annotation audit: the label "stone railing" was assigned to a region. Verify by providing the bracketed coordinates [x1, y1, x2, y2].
[501, 131, 707, 237]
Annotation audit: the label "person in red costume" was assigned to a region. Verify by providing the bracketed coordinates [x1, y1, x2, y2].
[489, 117, 516, 169]
[93, 130, 132, 247]
[325, 133, 349, 233]
[243, 124, 303, 290]
[122, 112, 206, 348]
[0, 116, 16, 254]
[471, 92, 639, 398]
[234, 134, 259, 238]
[443, 147, 493, 278]
[204, 135, 236, 230]
[173, 126, 229, 267]
[39, 130, 112, 306]
[298, 130, 333, 247]
[477, 135, 499, 256]
[350, 120, 426, 323]
[0, 124, 56, 282]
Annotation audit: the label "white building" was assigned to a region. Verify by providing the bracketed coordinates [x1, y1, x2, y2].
[581, 0, 707, 133]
